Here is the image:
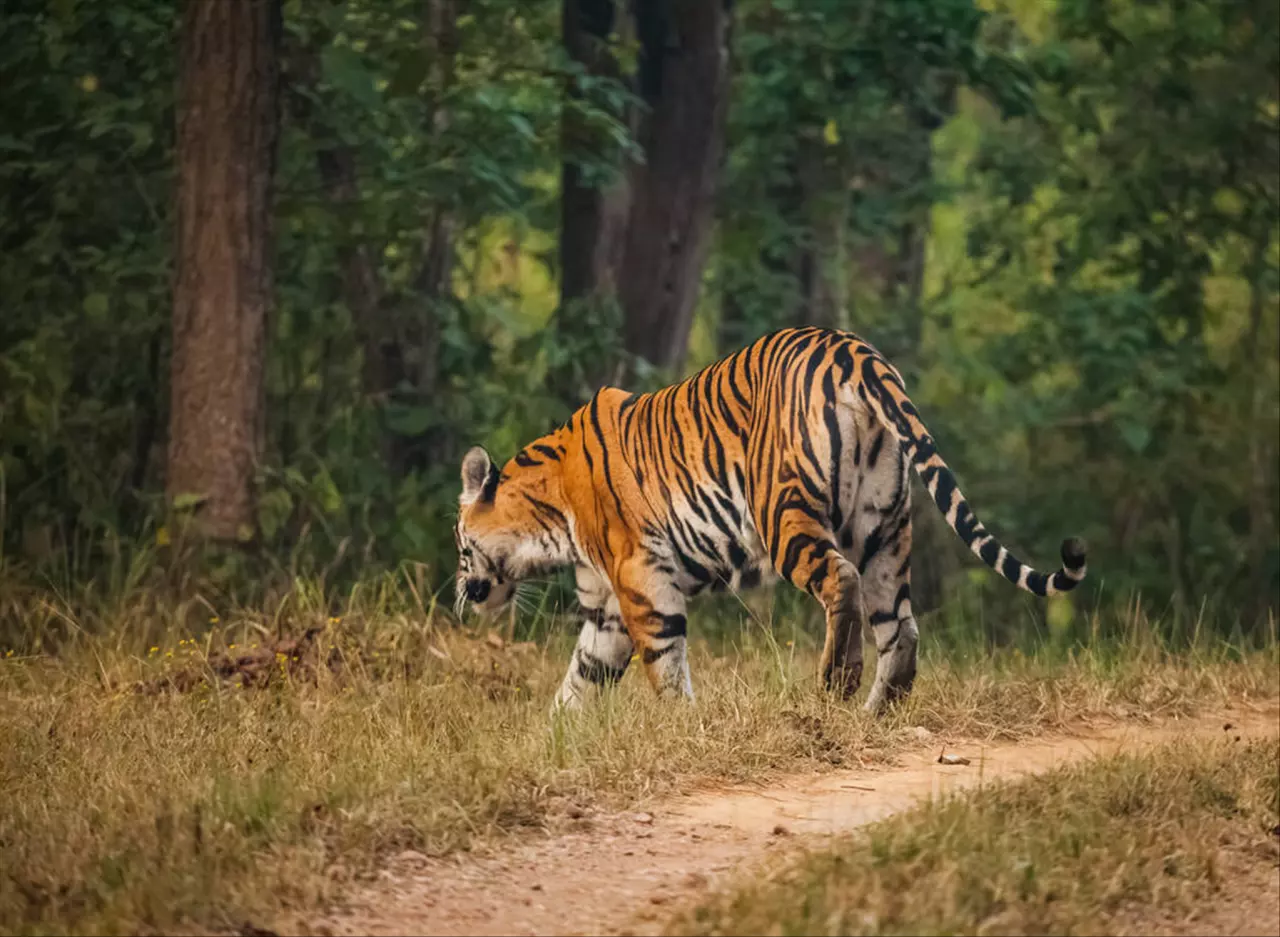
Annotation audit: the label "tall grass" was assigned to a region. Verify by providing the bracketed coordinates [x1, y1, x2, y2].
[0, 573, 1276, 934]
[672, 735, 1280, 936]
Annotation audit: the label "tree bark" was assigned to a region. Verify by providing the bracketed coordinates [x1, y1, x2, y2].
[168, 0, 280, 541]
[618, 0, 731, 374]
[403, 0, 461, 471]
[560, 0, 631, 309]
[1244, 226, 1276, 625]
[283, 44, 397, 419]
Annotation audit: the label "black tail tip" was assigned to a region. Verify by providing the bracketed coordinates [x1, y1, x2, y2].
[1060, 537, 1088, 572]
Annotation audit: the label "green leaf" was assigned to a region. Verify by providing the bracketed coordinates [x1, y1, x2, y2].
[83, 293, 109, 320]
[171, 492, 209, 512]
[386, 404, 434, 437]
[310, 468, 342, 515]
[1118, 420, 1152, 454]
[321, 46, 380, 110]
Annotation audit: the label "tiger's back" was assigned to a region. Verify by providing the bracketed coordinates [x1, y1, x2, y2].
[454, 327, 1086, 712]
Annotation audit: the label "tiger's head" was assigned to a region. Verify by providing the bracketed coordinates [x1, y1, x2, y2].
[454, 444, 573, 618]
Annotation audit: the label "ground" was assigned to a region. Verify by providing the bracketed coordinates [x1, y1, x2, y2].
[313, 705, 1280, 937]
[2, 606, 1277, 936]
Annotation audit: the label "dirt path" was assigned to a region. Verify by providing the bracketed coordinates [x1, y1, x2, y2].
[315, 704, 1280, 937]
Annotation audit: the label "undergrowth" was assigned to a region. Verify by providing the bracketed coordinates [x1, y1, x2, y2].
[0, 575, 1275, 935]
[672, 735, 1280, 936]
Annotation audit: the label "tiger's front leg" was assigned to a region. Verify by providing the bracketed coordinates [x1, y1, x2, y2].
[614, 562, 694, 701]
[552, 566, 635, 711]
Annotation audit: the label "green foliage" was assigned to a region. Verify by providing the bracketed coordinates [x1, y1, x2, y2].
[717, 0, 1032, 353]
[0, 0, 176, 577]
[0, 0, 634, 593]
[0, 0, 1275, 632]
[936, 0, 1280, 611]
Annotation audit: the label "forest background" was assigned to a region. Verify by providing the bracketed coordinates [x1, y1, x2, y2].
[1, 0, 1277, 647]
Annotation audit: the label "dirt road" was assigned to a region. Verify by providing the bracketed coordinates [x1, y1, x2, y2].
[315, 704, 1280, 937]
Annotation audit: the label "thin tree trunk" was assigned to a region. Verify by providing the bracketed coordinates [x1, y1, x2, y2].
[1245, 227, 1275, 624]
[168, 0, 280, 541]
[560, 0, 631, 308]
[878, 75, 957, 614]
[130, 331, 163, 495]
[284, 45, 397, 419]
[407, 0, 460, 469]
[619, 0, 731, 374]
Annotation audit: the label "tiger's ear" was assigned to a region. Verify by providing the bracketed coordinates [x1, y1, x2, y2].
[460, 446, 499, 505]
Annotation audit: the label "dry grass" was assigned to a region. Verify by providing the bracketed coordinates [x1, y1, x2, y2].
[670, 734, 1280, 936]
[0, 582, 1276, 935]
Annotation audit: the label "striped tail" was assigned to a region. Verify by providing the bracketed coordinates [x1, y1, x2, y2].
[857, 351, 1087, 597]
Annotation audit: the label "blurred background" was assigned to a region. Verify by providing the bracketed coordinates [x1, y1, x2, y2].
[0, 0, 1276, 644]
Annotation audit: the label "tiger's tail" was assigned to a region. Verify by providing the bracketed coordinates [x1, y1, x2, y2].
[855, 349, 1087, 597]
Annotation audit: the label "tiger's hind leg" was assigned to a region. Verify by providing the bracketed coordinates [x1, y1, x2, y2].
[771, 511, 866, 698]
[552, 566, 634, 711]
[858, 502, 919, 715]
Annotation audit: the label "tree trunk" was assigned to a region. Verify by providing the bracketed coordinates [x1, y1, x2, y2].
[168, 0, 280, 541]
[1244, 226, 1276, 626]
[403, 0, 461, 472]
[560, 0, 631, 308]
[618, 0, 731, 374]
[283, 44, 397, 423]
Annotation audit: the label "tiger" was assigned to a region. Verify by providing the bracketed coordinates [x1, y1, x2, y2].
[454, 326, 1087, 713]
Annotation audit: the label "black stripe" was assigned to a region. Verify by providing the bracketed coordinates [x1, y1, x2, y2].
[642, 644, 677, 665]
[651, 613, 687, 640]
[866, 429, 886, 469]
[589, 393, 629, 520]
[578, 652, 627, 685]
[978, 538, 1000, 567]
[524, 494, 567, 527]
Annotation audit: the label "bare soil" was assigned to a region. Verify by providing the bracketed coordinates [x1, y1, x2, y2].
[311, 704, 1280, 937]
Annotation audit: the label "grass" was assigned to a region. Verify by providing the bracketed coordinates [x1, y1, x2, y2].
[0, 577, 1276, 935]
[671, 734, 1280, 936]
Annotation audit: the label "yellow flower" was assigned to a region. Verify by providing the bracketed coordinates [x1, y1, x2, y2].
[229, 643, 236, 649]
[209, 616, 219, 624]
[328, 616, 341, 625]
[5, 649, 13, 658]
[149, 646, 158, 654]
